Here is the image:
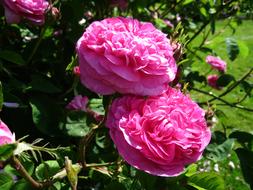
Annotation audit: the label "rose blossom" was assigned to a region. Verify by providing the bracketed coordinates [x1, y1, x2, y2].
[76, 17, 177, 96]
[66, 95, 88, 112]
[2, 0, 49, 25]
[0, 120, 15, 145]
[207, 74, 222, 90]
[106, 88, 211, 177]
[206, 55, 227, 72]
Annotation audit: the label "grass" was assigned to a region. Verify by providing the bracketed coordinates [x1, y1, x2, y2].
[188, 20, 253, 190]
[190, 19, 253, 132]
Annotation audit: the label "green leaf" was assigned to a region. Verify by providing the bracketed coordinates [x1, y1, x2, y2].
[4, 158, 34, 177]
[200, 7, 208, 17]
[137, 171, 157, 190]
[183, 0, 194, 5]
[188, 172, 225, 190]
[35, 160, 60, 181]
[64, 111, 90, 137]
[185, 164, 197, 177]
[105, 181, 126, 190]
[206, 138, 234, 162]
[0, 143, 17, 161]
[65, 56, 77, 72]
[30, 95, 63, 136]
[0, 172, 13, 190]
[216, 74, 235, 87]
[29, 75, 61, 94]
[235, 148, 253, 189]
[0, 81, 3, 111]
[11, 179, 33, 190]
[229, 131, 253, 149]
[89, 98, 105, 116]
[225, 38, 239, 61]
[0, 50, 26, 65]
[240, 81, 253, 96]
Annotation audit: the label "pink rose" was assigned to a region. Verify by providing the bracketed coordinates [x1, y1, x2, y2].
[76, 17, 177, 96]
[207, 74, 222, 90]
[106, 88, 211, 177]
[2, 0, 49, 25]
[66, 95, 88, 112]
[0, 120, 15, 145]
[206, 55, 227, 72]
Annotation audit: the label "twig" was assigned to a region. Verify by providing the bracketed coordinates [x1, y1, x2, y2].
[78, 96, 113, 169]
[86, 162, 116, 168]
[208, 67, 253, 103]
[10, 156, 54, 189]
[191, 87, 253, 112]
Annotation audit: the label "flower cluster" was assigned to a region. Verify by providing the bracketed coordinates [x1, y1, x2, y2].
[205, 55, 227, 90]
[2, 0, 48, 25]
[76, 17, 211, 176]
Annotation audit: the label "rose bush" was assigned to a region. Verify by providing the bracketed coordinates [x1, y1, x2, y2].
[1, 0, 48, 25]
[106, 88, 211, 177]
[76, 17, 177, 96]
[0, 120, 15, 145]
[206, 55, 227, 72]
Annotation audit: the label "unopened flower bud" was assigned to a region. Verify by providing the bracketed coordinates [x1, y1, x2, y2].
[51, 7, 61, 20]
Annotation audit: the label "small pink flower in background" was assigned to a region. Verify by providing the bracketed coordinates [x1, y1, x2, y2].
[66, 95, 88, 112]
[84, 11, 93, 20]
[76, 17, 177, 96]
[206, 55, 227, 72]
[207, 74, 222, 90]
[51, 7, 60, 20]
[2, 0, 49, 25]
[163, 19, 174, 28]
[73, 66, 80, 76]
[110, 0, 128, 11]
[0, 120, 15, 145]
[106, 88, 211, 177]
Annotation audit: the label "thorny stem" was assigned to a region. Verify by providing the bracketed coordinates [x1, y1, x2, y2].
[191, 87, 253, 112]
[79, 96, 113, 169]
[10, 156, 54, 189]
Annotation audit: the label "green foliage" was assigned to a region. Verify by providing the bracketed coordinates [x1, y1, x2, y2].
[0, 172, 14, 190]
[64, 111, 90, 137]
[0, 0, 252, 190]
[188, 172, 225, 190]
[30, 95, 63, 136]
[225, 38, 240, 61]
[35, 160, 61, 180]
[11, 179, 33, 190]
[216, 74, 235, 87]
[206, 138, 235, 162]
[28, 74, 61, 94]
[0, 144, 17, 161]
[0, 50, 25, 65]
[235, 148, 253, 189]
